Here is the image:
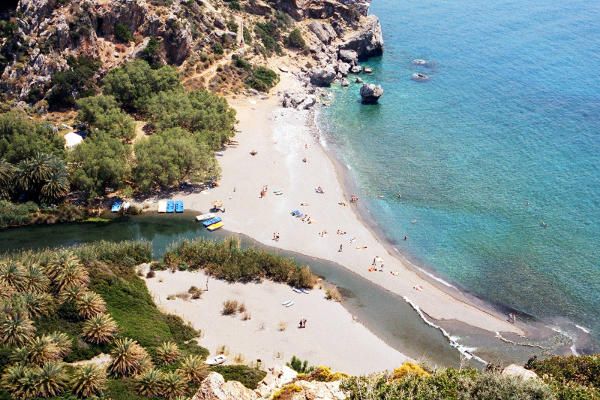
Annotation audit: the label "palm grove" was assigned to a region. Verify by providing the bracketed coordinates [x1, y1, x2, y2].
[0, 59, 236, 210]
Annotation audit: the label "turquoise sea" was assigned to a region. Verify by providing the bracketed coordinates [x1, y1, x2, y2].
[319, 0, 600, 351]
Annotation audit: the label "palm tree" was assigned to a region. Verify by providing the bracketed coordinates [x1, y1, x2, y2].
[0, 261, 25, 291]
[58, 285, 85, 305]
[0, 303, 36, 347]
[36, 361, 68, 398]
[22, 263, 50, 294]
[75, 291, 106, 319]
[0, 281, 15, 300]
[15, 335, 61, 366]
[71, 364, 107, 398]
[51, 253, 89, 293]
[39, 161, 70, 204]
[108, 338, 152, 377]
[48, 331, 72, 359]
[135, 368, 163, 397]
[177, 354, 208, 384]
[0, 159, 15, 200]
[1, 364, 37, 400]
[161, 371, 189, 400]
[156, 341, 181, 365]
[81, 313, 118, 344]
[21, 292, 55, 318]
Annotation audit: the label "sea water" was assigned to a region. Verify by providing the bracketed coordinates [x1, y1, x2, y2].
[319, 0, 600, 351]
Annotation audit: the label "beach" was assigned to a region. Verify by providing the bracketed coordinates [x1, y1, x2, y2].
[164, 67, 529, 359]
[143, 268, 410, 374]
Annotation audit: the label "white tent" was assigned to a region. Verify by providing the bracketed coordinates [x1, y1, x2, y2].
[64, 132, 84, 148]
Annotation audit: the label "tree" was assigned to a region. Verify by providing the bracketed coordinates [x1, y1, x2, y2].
[0, 303, 35, 347]
[140, 36, 162, 68]
[177, 354, 208, 384]
[0, 112, 64, 164]
[47, 253, 89, 293]
[146, 89, 237, 150]
[71, 364, 107, 398]
[75, 291, 106, 319]
[161, 371, 188, 399]
[134, 128, 219, 192]
[76, 95, 136, 142]
[246, 66, 279, 92]
[108, 338, 152, 377]
[114, 22, 133, 43]
[36, 361, 68, 398]
[13, 152, 69, 204]
[47, 56, 100, 110]
[156, 341, 180, 365]
[286, 28, 306, 49]
[69, 132, 131, 199]
[0, 159, 14, 199]
[81, 313, 118, 344]
[135, 368, 163, 397]
[103, 60, 180, 112]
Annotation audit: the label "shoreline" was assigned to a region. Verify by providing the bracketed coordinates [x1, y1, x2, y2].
[161, 67, 561, 365]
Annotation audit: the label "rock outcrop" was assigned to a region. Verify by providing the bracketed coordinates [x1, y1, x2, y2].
[255, 366, 298, 398]
[502, 364, 539, 381]
[360, 83, 383, 104]
[339, 15, 384, 60]
[281, 91, 317, 109]
[284, 380, 347, 400]
[192, 372, 259, 400]
[308, 21, 338, 44]
[310, 65, 337, 87]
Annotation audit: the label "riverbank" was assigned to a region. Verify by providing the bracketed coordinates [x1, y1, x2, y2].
[143, 267, 410, 374]
[171, 67, 541, 360]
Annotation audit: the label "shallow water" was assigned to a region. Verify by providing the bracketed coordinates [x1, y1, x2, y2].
[0, 215, 467, 367]
[318, 0, 600, 351]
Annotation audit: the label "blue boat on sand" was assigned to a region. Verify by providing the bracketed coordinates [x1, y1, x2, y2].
[202, 217, 222, 227]
[111, 200, 123, 213]
[175, 200, 184, 213]
[166, 200, 175, 213]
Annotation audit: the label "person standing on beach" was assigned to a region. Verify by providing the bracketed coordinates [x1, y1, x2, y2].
[338, 244, 343, 252]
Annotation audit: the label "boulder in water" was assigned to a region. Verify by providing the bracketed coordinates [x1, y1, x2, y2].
[360, 83, 383, 104]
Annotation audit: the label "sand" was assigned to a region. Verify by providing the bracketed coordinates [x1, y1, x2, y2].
[178, 69, 522, 337]
[144, 268, 409, 374]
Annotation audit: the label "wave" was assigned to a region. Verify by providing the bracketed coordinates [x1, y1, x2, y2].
[403, 296, 488, 365]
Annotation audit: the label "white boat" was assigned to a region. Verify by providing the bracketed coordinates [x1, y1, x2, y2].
[157, 200, 167, 213]
[195, 213, 216, 222]
[285, 301, 295, 308]
[205, 355, 227, 366]
[281, 300, 293, 306]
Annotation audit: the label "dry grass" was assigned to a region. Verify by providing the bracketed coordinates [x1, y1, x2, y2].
[278, 321, 287, 332]
[222, 299, 239, 315]
[241, 312, 252, 321]
[238, 303, 247, 313]
[188, 286, 203, 299]
[325, 286, 342, 302]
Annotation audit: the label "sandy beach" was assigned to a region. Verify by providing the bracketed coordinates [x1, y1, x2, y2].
[144, 268, 410, 374]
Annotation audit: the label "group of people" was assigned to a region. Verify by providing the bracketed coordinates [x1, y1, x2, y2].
[272, 232, 280, 241]
[368, 256, 384, 272]
[298, 318, 308, 329]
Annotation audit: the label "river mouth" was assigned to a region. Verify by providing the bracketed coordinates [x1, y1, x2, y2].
[0, 214, 558, 368]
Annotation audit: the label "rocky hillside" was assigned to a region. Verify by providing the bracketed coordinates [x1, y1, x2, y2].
[0, 0, 383, 103]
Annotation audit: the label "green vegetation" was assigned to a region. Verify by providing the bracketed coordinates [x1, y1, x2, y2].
[114, 23, 134, 43]
[69, 132, 131, 199]
[47, 56, 100, 110]
[162, 237, 317, 288]
[286, 28, 306, 50]
[134, 127, 219, 192]
[0, 241, 209, 400]
[103, 60, 181, 112]
[140, 37, 162, 68]
[211, 365, 266, 389]
[76, 95, 135, 142]
[254, 21, 283, 56]
[0, 201, 84, 229]
[246, 66, 280, 92]
[287, 355, 313, 374]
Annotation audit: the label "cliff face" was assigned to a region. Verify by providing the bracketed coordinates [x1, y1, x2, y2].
[0, 0, 383, 100]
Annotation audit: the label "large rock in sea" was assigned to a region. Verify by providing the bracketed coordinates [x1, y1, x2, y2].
[339, 15, 384, 60]
[310, 66, 337, 87]
[360, 83, 383, 104]
[338, 49, 358, 65]
[191, 372, 258, 400]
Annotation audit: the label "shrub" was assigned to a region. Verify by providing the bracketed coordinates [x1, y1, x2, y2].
[325, 287, 342, 302]
[114, 23, 133, 43]
[286, 28, 306, 49]
[140, 37, 162, 68]
[526, 355, 600, 389]
[246, 66, 279, 92]
[287, 355, 313, 374]
[222, 300, 239, 315]
[392, 362, 430, 380]
[304, 366, 348, 382]
[210, 365, 266, 389]
[188, 286, 202, 299]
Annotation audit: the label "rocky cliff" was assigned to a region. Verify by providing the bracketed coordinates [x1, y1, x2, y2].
[0, 0, 383, 101]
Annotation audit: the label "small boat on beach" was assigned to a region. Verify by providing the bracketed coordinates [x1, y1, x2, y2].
[206, 355, 227, 365]
[166, 200, 175, 213]
[202, 217, 222, 227]
[196, 213, 216, 222]
[175, 200, 184, 213]
[157, 200, 167, 213]
[111, 200, 122, 213]
[207, 221, 224, 231]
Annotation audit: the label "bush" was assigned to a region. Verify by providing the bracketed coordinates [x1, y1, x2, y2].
[222, 300, 239, 315]
[246, 66, 279, 92]
[162, 238, 317, 288]
[287, 356, 313, 373]
[325, 287, 342, 302]
[114, 23, 134, 43]
[286, 28, 306, 50]
[526, 355, 600, 389]
[211, 365, 266, 389]
[47, 56, 100, 110]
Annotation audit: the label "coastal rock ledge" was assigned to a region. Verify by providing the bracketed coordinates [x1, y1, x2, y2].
[360, 83, 384, 104]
